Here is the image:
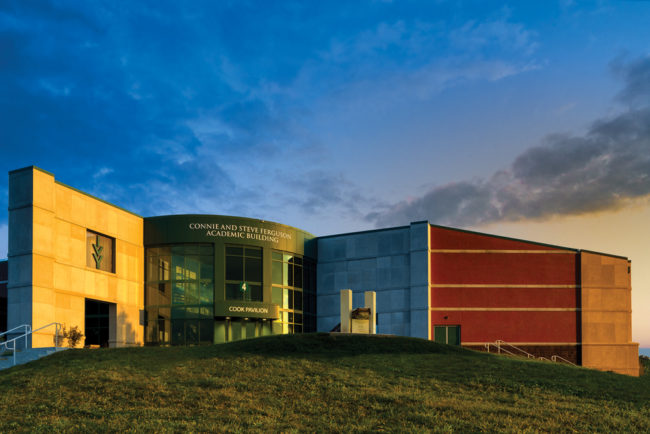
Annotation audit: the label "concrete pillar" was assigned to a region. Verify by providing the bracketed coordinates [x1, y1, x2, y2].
[108, 303, 117, 348]
[340, 289, 352, 333]
[364, 291, 376, 334]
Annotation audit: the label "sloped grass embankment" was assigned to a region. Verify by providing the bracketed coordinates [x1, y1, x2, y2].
[0, 334, 648, 432]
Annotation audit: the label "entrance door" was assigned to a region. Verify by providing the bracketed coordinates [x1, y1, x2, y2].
[214, 319, 271, 343]
[433, 325, 461, 345]
[85, 299, 111, 347]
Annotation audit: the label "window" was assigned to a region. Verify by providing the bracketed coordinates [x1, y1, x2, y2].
[145, 244, 214, 345]
[271, 251, 317, 333]
[433, 325, 460, 345]
[225, 246, 262, 301]
[86, 230, 115, 273]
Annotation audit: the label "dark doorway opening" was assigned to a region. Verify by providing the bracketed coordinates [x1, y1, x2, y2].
[85, 299, 111, 347]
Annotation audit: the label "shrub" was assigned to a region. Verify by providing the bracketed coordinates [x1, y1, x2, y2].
[53, 325, 85, 348]
[65, 326, 84, 348]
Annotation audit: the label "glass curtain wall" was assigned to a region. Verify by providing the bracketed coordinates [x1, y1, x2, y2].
[225, 246, 262, 301]
[145, 244, 214, 345]
[271, 252, 317, 334]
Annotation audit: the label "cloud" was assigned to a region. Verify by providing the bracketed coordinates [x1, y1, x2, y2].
[611, 55, 650, 108]
[368, 56, 650, 227]
[449, 11, 539, 56]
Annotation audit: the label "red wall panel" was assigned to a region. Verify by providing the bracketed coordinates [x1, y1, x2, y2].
[431, 287, 579, 309]
[431, 311, 579, 343]
[430, 252, 577, 285]
[430, 225, 575, 251]
[427, 224, 581, 345]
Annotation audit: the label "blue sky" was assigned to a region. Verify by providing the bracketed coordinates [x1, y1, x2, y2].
[1, 0, 649, 251]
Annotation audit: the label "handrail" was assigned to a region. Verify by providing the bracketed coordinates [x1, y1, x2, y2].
[0, 324, 31, 343]
[495, 340, 537, 359]
[551, 355, 577, 366]
[0, 322, 63, 367]
[486, 339, 578, 367]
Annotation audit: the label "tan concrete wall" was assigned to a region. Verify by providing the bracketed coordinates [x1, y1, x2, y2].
[8, 167, 143, 348]
[581, 251, 639, 376]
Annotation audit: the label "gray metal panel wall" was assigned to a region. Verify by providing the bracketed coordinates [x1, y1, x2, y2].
[316, 222, 429, 338]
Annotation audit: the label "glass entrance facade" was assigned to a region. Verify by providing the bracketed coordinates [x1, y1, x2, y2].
[145, 244, 215, 345]
[143, 215, 317, 345]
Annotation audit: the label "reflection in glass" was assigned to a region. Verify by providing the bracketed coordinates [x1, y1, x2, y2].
[271, 251, 316, 334]
[225, 245, 262, 302]
[145, 244, 214, 345]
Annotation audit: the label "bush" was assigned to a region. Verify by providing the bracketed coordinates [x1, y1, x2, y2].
[65, 326, 84, 348]
[53, 325, 85, 348]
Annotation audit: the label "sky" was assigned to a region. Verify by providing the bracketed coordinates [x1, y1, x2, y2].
[0, 1, 649, 344]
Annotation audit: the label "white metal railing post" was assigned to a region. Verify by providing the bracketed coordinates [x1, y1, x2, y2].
[25, 325, 31, 350]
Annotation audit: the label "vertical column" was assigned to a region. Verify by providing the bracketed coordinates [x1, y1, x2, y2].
[580, 252, 639, 376]
[364, 291, 376, 334]
[340, 289, 352, 333]
[7, 168, 35, 341]
[409, 221, 430, 339]
[31, 169, 56, 347]
[108, 303, 117, 347]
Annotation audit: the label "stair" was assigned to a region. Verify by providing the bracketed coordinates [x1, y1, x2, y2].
[485, 340, 577, 366]
[0, 347, 69, 371]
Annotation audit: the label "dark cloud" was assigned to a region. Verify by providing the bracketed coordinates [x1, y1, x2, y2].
[369, 56, 650, 227]
[612, 55, 650, 107]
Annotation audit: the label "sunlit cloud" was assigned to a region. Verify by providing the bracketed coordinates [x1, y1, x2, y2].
[368, 56, 650, 227]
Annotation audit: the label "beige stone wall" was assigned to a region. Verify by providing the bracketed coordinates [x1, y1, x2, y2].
[581, 251, 639, 376]
[8, 167, 143, 348]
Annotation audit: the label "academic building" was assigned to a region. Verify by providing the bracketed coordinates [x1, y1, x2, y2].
[1, 167, 640, 376]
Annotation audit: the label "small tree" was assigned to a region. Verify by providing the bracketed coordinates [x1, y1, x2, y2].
[65, 326, 84, 348]
[53, 325, 85, 348]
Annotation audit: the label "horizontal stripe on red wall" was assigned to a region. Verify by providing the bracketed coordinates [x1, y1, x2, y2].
[430, 252, 578, 285]
[431, 286, 579, 309]
[431, 310, 579, 343]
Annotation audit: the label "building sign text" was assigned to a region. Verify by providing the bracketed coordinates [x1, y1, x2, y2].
[188, 223, 292, 244]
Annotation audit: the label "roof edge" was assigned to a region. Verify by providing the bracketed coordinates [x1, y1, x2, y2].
[429, 222, 579, 252]
[9, 165, 55, 177]
[55, 180, 143, 218]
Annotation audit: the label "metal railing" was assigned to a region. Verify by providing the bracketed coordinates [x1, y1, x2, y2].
[0, 323, 62, 367]
[486, 340, 538, 359]
[0, 324, 31, 346]
[485, 339, 577, 366]
[551, 354, 577, 366]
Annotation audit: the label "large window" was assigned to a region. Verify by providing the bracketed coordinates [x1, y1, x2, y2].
[145, 244, 214, 345]
[86, 230, 115, 273]
[225, 246, 262, 301]
[271, 252, 316, 333]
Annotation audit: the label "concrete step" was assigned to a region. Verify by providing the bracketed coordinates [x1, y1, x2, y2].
[0, 347, 69, 371]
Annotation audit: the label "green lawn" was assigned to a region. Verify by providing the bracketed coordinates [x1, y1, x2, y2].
[0, 334, 648, 432]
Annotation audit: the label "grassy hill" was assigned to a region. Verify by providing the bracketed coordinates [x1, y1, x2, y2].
[0, 334, 648, 432]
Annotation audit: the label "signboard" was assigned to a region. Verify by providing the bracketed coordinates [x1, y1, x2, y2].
[215, 300, 280, 319]
[189, 222, 293, 244]
[351, 319, 370, 334]
[143, 214, 317, 258]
